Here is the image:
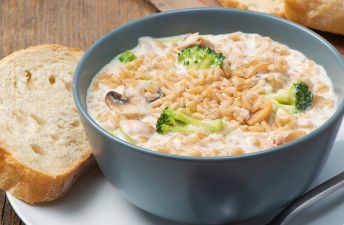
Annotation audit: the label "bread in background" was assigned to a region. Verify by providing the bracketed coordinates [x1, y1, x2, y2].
[285, 0, 344, 35]
[218, 0, 285, 17]
[0, 45, 93, 204]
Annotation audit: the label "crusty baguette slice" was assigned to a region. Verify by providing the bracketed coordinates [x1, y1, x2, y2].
[0, 45, 93, 204]
[284, 0, 344, 35]
[218, 0, 285, 17]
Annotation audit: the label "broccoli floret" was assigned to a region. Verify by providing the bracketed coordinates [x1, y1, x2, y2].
[112, 128, 136, 144]
[119, 50, 137, 63]
[156, 107, 223, 134]
[178, 46, 225, 69]
[271, 81, 313, 113]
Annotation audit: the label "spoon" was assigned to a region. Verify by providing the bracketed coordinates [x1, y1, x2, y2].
[268, 171, 344, 225]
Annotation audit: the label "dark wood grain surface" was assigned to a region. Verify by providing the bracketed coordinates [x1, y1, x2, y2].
[0, 0, 157, 59]
[0, 1, 343, 225]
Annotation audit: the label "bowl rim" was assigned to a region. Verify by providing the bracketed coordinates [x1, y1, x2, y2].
[73, 8, 344, 162]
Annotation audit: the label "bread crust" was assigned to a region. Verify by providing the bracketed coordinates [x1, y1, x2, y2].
[218, 0, 285, 17]
[0, 44, 94, 204]
[285, 0, 344, 35]
[0, 44, 84, 63]
[0, 147, 94, 204]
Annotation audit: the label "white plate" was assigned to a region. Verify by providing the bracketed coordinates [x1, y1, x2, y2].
[7, 122, 344, 225]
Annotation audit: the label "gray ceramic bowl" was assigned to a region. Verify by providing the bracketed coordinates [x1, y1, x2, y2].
[73, 8, 344, 225]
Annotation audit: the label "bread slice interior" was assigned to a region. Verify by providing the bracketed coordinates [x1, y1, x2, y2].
[0, 45, 93, 203]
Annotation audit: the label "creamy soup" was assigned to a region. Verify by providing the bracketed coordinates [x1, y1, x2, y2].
[87, 32, 337, 157]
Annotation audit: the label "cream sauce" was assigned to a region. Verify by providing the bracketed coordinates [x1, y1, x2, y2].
[87, 32, 337, 157]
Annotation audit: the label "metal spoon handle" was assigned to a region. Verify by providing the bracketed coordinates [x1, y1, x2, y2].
[268, 171, 344, 225]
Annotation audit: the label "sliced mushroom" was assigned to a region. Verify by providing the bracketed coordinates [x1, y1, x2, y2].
[105, 88, 149, 119]
[144, 87, 162, 102]
[105, 91, 128, 107]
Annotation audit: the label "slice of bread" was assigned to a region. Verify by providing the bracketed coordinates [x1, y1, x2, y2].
[285, 0, 344, 35]
[0, 45, 93, 204]
[218, 0, 285, 17]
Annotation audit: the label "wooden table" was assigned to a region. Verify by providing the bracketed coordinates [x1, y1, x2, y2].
[0, 1, 343, 224]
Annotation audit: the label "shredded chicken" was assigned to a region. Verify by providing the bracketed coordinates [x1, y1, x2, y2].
[177, 33, 215, 49]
